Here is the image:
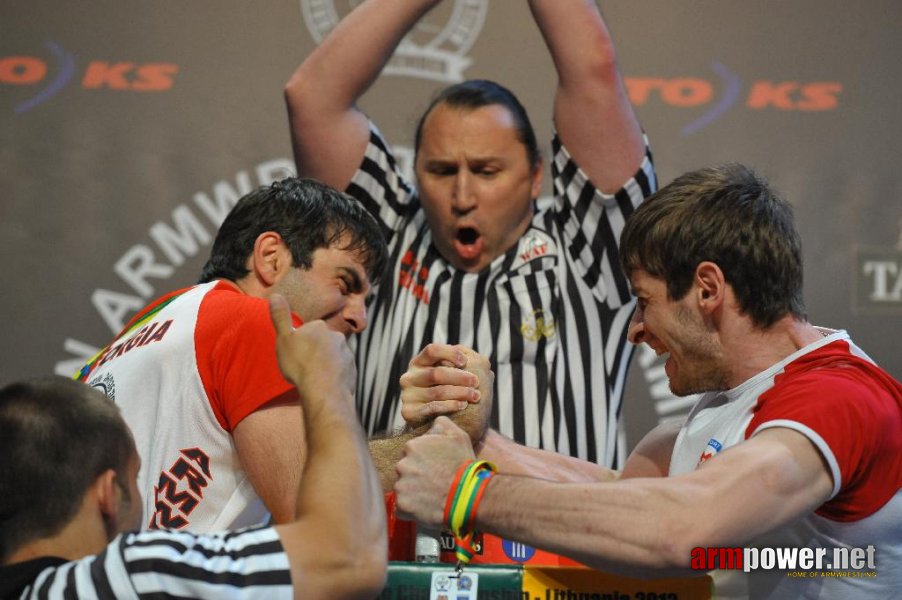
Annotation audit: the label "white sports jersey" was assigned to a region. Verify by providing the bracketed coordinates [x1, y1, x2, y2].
[670, 330, 902, 599]
[80, 281, 295, 532]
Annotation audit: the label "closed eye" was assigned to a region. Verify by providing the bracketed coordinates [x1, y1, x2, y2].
[337, 267, 368, 297]
[425, 163, 457, 176]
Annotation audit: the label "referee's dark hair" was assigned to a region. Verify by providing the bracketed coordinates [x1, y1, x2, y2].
[414, 79, 541, 173]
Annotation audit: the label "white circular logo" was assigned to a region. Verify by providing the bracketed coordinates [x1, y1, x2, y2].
[300, 0, 488, 82]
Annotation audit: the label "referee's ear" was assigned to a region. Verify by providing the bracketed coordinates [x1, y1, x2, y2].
[530, 156, 544, 200]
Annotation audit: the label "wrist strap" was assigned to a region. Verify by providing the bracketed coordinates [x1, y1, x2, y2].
[443, 459, 496, 564]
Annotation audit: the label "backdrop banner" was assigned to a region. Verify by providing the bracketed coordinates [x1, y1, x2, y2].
[2, 0, 899, 446]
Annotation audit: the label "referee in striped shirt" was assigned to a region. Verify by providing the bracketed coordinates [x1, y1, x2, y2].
[287, 0, 655, 470]
[0, 296, 386, 599]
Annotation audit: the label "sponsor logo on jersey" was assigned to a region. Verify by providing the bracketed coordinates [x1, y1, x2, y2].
[149, 447, 213, 529]
[698, 437, 723, 465]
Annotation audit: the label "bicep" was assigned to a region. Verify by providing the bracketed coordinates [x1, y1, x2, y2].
[682, 428, 834, 546]
[528, 0, 645, 194]
[620, 420, 682, 479]
[232, 398, 305, 524]
[553, 83, 646, 196]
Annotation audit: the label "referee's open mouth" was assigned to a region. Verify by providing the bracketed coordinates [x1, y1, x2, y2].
[453, 226, 483, 261]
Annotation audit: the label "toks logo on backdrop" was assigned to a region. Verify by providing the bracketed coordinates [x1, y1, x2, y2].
[625, 61, 842, 135]
[2, 41, 178, 114]
[300, 1, 842, 136]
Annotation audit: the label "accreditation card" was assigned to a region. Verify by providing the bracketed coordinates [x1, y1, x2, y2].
[429, 570, 479, 600]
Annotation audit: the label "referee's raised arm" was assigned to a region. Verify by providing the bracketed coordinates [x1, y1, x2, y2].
[527, 0, 645, 193]
[285, 0, 439, 189]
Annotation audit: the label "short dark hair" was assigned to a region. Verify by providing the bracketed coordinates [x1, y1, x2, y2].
[414, 79, 541, 171]
[620, 163, 806, 328]
[199, 177, 388, 285]
[0, 377, 134, 562]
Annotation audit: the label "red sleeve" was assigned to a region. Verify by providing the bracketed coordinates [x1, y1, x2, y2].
[195, 284, 303, 431]
[747, 357, 902, 522]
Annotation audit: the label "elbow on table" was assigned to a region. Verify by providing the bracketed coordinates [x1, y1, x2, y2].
[297, 550, 388, 600]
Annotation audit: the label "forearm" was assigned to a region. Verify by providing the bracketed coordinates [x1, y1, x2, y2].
[477, 429, 618, 483]
[282, 398, 387, 596]
[299, 400, 385, 548]
[369, 424, 427, 493]
[474, 431, 834, 577]
[476, 474, 702, 577]
[286, 0, 439, 188]
[268, 304, 388, 597]
[286, 0, 437, 118]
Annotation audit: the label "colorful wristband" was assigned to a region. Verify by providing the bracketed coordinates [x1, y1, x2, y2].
[443, 459, 497, 564]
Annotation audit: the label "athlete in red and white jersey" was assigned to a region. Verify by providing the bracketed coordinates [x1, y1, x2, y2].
[392, 164, 901, 600]
[670, 330, 901, 598]
[82, 281, 299, 530]
[77, 178, 387, 532]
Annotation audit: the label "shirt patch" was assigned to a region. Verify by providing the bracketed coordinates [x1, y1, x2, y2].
[149, 447, 213, 529]
[516, 230, 556, 268]
[90, 372, 117, 402]
[698, 438, 723, 466]
[398, 249, 430, 305]
[521, 308, 556, 342]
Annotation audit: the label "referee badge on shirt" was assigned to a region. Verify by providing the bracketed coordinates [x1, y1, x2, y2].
[515, 230, 556, 269]
[521, 308, 555, 342]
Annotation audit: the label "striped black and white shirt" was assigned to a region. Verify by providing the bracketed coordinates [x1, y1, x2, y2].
[6, 526, 291, 599]
[349, 122, 656, 467]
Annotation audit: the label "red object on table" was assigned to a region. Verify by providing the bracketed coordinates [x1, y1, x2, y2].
[384, 492, 416, 561]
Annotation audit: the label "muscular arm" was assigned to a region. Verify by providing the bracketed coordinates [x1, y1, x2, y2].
[232, 392, 305, 524]
[474, 418, 681, 483]
[478, 427, 833, 576]
[476, 429, 617, 483]
[397, 422, 833, 578]
[267, 296, 387, 599]
[528, 0, 645, 193]
[285, 0, 439, 188]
